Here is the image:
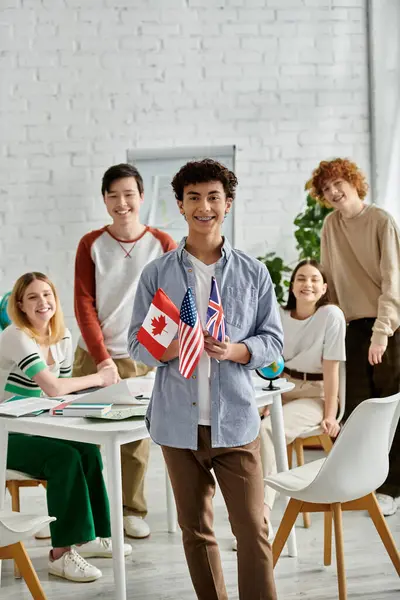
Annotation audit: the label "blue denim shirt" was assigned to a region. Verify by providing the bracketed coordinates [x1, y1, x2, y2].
[128, 237, 283, 450]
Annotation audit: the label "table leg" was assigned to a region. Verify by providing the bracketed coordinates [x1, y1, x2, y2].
[165, 466, 177, 533]
[105, 440, 126, 600]
[0, 424, 9, 585]
[270, 393, 297, 557]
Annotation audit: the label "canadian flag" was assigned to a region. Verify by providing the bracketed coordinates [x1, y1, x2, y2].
[137, 288, 180, 360]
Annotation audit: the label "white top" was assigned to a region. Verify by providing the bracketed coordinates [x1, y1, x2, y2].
[280, 304, 346, 374]
[186, 252, 216, 426]
[75, 226, 176, 364]
[0, 324, 73, 403]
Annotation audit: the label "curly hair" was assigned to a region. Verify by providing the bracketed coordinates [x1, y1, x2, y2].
[308, 158, 368, 207]
[171, 159, 238, 202]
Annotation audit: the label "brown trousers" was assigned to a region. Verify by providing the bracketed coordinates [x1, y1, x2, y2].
[162, 426, 277, 600]
[345, 319, 400, 497]
[72, 346, 151, 517]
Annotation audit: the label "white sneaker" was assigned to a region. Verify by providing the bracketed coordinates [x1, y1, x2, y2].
[232, 519, 274, 551]
[34, 523, 51, 539]
[123, 516, 150, 539]
[48, 548, 102, 582]
[376, 493, 398, 516]
[77, 537, 132, 558]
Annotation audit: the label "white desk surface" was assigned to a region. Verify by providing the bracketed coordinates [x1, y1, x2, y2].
[0, 378, 293, 439]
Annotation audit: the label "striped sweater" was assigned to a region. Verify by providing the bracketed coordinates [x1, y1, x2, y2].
[0, 325, 72, 402]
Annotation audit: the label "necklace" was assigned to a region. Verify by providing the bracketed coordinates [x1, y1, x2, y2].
[116, 239, 137, 258]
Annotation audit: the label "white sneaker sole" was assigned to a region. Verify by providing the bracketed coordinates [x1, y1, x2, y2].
[48, 567, 101, 583]
[123, 529, 150, 539]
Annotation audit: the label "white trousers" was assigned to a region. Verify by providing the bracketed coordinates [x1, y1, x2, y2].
[260, 375, 325, 509]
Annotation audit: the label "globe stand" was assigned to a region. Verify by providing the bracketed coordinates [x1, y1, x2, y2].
[255, 369, 281, 391]
[263, 378, 280, 392]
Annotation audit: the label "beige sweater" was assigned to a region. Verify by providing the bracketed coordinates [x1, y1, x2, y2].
[321, 204, 400, 346]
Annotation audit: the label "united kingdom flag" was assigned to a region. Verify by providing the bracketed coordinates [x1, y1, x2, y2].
[206, 277, 226, 342]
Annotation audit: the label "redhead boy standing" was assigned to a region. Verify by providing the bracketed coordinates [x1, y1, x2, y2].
[310, 158, 400, 516]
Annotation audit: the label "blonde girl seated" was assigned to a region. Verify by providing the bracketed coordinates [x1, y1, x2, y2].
[260, 259, 346, 524]
[0, 272, 131, 582]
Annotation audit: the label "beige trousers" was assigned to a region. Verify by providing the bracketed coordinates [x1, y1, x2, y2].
[259, 375, 325, 509]
[73, 346, 152, 517]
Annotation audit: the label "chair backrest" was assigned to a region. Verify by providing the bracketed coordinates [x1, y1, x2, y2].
[0, 292, 11, 331]
[299, 392, 400, 504]
[0, 511, 55, 546]
[389, 391, 400, 449]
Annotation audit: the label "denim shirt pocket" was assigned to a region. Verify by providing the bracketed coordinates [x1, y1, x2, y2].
[224, 285, 257, 335]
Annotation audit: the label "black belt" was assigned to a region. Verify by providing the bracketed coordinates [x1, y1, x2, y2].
[283, 367, 323, 382]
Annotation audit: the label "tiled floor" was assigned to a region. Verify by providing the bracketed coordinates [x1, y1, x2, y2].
[1, 445, 399, 599]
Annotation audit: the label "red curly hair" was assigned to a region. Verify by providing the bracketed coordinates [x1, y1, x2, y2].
[307, 158, 369, 207]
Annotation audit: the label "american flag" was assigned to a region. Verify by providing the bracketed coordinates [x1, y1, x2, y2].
[206, 276, 226, 342]
[178, 287, 204, 379]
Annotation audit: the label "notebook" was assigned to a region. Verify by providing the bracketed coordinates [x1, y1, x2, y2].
[0, 398, 61, 418]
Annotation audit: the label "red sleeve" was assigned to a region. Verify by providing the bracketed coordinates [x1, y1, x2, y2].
[74, 229, 110, 365]
[148, 228, 178, 253]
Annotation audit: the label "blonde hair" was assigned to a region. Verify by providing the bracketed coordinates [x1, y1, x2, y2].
[8, 272, 65, 345]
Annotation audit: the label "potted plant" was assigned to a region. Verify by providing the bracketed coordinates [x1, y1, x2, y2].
[258, 187, 333, 301]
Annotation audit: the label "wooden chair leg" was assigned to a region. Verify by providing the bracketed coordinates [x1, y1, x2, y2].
[332, 502, 347, 600]
[287, 443, 293, 469]
[294, 440, 311, 528]
[366, 493, 400, 575]
[294, 438, 305, 467]
[324, 508, 332, 566]
[7, 482, 22, 578]
[319, 434, 333, 453]
[8, 481, 21, 512]
[272, 498, 303, 567]
[9, 542, 47, 599]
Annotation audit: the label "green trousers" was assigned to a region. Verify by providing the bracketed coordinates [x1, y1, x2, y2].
[7, 434, 111, 548]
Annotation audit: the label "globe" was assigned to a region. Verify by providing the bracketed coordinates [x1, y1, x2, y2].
[0, 293, 11, 332]
[256, 356, 285, 391]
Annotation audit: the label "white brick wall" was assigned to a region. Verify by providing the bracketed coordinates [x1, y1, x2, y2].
[0, 0, 370, 335]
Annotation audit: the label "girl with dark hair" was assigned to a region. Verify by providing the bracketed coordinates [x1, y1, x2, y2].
[259, 259, 346, 523]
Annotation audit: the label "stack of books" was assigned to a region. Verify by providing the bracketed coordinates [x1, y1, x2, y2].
[0, 377, 154, 420]
[50, 377, 153, 418]
[50, 400, 112, 417]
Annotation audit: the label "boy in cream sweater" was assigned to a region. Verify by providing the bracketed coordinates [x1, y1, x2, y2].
[309, 157, 400, 517]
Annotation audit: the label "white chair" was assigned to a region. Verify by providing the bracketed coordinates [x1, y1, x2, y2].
[6, 470, 49, 577]
[286, 361, 346, 528]
[266, 392, 400, 600]
[0, 510, 55, 599]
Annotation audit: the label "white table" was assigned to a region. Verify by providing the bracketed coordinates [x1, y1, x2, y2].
[0, 378, 296, 600]
[0, 415, 148, 600]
